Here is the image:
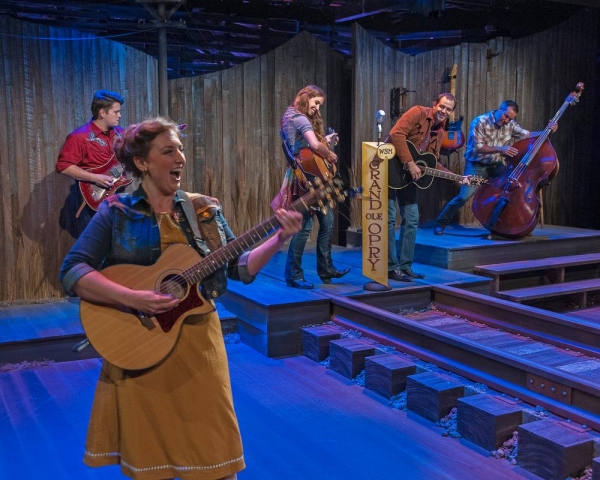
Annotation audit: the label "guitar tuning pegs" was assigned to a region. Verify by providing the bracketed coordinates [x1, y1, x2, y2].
[317, 199, 328, 213]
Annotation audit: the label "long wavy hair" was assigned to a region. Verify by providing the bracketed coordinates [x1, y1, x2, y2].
[293, 85, 326, 142]
[114, 117, 181, 178]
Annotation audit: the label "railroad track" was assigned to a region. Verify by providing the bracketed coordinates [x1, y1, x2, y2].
[327, 284, 600, 432]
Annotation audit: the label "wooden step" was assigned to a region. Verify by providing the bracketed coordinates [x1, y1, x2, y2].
[364, 353, 416, 398]
[301, 325, 341, 362]
[495, 278, 600, 307]
[518, 418, 594, 480]
[456, 393, 523, 450]
[474, 253, 600, 294]
[329, 338, 375, 379]
[406, 372, 465, 422]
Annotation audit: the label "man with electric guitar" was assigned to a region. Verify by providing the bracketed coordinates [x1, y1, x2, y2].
[387, 93, 471, 282]
[57, 90, 129, 238]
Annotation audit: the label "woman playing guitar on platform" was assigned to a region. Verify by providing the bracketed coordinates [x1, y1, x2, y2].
[279, 84, 350, 289]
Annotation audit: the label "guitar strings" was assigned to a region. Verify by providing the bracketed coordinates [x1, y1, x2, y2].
[155, 182, 339, 300]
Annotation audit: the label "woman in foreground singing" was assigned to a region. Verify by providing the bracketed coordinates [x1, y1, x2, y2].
[60, 116, 302, 479]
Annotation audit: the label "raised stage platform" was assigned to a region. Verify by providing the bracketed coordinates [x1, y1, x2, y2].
[2, 223, 599, 363]
[3, 223, 600, 479]
[223, 223, 600, 357]
[416, 224, 600, 271]
[375, 223, 600, 272]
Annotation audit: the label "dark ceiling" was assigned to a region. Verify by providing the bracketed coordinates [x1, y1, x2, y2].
[1, 0, 598, 78]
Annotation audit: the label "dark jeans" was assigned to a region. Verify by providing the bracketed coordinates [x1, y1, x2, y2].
[388, 184, 419, 271]
[436, 160, 507, 227]
[59, 183, 95, 239]
[284, 207, 334, 281]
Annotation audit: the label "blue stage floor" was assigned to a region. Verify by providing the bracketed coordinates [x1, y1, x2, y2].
[0, 342, 537, 480]
[3, 223, 599, 479]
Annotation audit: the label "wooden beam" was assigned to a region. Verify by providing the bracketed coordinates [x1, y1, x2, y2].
[543, 0, 600, 7]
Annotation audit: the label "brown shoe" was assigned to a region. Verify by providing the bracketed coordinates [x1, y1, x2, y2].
[320, 268, 350, 284]
[401, 268, 425, 279]
[388, 269, 413, 282]
[286, 279, 315, 289]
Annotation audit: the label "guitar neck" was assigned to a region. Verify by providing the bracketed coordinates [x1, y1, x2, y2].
[179, 185, 336, 286]
[421, 166, 462, 183]
[188, 216, 280, 285]
[449, 64, 457, 122]
[449, 79, 455, 122]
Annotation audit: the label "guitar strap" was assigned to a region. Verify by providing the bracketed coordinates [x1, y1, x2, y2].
[177, 190, 210, 257]
[281, 141, 298, 169]
[280, 140, 310, 195]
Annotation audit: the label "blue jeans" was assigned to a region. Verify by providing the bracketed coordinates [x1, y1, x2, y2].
[436, 161, 507, 227]
[388, 185, 419, 272]
[285, 208, 334, 281]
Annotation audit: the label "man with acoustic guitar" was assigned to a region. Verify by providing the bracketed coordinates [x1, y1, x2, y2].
[433, 100, 557, 235]
[387, 93, 470, 282]
[57, 90, 127, 237]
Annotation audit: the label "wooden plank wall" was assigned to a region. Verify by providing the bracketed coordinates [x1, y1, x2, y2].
[351, 10, 597, 229]
[168, 31, 350, 236]
[0, 17, 158, 302]
[1, 11, 597, 302]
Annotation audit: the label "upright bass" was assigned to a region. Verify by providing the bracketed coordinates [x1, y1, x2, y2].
[472, 82, 584, 239]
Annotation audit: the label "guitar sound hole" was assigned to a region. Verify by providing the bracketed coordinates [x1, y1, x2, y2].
[160, 274, 188, 299]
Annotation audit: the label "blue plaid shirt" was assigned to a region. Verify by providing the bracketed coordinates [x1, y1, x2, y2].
[465, 110, 530, 165]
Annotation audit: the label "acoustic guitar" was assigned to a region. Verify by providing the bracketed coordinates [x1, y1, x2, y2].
[388, 140, 485, 190]
[80, 179, 345, 370]
[79, 156, 133, 211]
[295, 147, 337, 183]
[440, 64, 465, 152]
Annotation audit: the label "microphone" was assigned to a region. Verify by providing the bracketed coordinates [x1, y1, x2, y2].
[376, 110, 385, 142]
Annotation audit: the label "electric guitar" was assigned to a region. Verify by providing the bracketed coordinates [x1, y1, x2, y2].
[440, 64, 465, 152]
[79, 156, 133, 211]
[388, 141, 485, 190]
[80, 179, 345, 370]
